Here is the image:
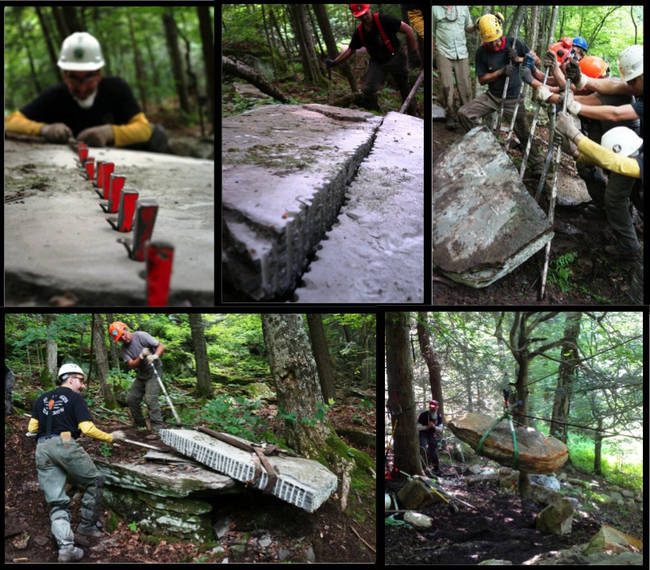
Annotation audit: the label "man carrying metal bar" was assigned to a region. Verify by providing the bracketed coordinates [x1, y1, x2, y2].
[27, 364, 125, 562]
[5, 32, 168, 152]
[109, 321, 166, 435]
[457, 14, 546, 183]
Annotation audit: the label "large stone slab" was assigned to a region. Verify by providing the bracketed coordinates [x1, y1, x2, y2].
[433, 126, 553, 288]
[294, 112, 423, 302]
[222, 104, 382, 300]
[448, 412, 568, 474]
[4, 140, 214, 305]
[161, 429, 338, 513]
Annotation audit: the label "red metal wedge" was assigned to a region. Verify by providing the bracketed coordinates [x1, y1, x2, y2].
[146, 241, 174, 306]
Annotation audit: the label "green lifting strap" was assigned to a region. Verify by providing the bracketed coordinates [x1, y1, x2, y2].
[476, 409, 520, 470]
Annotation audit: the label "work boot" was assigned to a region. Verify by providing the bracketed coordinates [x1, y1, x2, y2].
[77, 521, 103, 538]
[58, 546, 84, 562]
[604, 244, 640, 259]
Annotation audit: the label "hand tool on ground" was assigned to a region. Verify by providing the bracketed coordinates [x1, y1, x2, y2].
[494, 24, 519, 136]
[399, 69, 424, 114]
[120, 437, 164, 451]
[149, 360, 182, 425]
[519, 68, 551, 179]
[540, 78, 571, 300]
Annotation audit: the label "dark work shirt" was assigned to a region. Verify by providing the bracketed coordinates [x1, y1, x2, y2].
[31, 387, 92, 439]
[350, 13, 402, 64]
[417, 409, 443, 430]
[20, 76, 141, 137]
[476, 37, 529, 99]
[120, 331, 160, 371]
[631, 98, 643, 132]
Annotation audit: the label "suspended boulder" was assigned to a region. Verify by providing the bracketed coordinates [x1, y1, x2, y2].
[447, 413, 568, 474]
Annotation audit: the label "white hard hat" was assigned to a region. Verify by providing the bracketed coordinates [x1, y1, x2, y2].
[58, 32, 105, 71]
[618, 44, 643, 82]
[601, 126, 643, 157]
[57, 363, 86, 384]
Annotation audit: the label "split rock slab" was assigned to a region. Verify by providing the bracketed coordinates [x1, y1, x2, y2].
[4, 140, 214, 305]
[161, 428, 338, 513]
[222, 104, 382, 300]
[433, 126, 553, 288]
[294, 112, 423, 303]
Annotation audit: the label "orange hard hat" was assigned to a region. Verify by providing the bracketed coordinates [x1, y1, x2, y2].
[349, 3, 370, 18]
[109, 321, 128, 342]
[579, 55, 609, 78]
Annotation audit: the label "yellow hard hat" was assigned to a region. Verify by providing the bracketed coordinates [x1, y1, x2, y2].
[477, 14, 503, 43]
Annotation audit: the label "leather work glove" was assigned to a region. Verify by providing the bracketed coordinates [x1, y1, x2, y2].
[325, 58, 336, 70]
[565, 60, 587, 89]
[146, 353, 159, 365]
[534, 85, 553, 102]
[558, 90, 582, 115]
[503, 63, 515, 77]
[556, 111, 582, 144]
[507, 47, 519, 64]
[139, 347, 151, 359]
[40, 122, 73, 143]
[544, 50, 558, 70]
[111, 430, 126, 442]
[77, 124, 114, 147]
[521, 67, 534, 85]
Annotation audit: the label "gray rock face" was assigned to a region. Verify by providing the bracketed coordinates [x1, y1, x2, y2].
[4, 140, 214, 305]
[161, 429, 338, 513]
[294, 112, 424, 303]
[433, 126, 553, 288]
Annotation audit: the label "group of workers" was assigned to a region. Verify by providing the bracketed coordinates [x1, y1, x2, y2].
[434, 7, 643, 259]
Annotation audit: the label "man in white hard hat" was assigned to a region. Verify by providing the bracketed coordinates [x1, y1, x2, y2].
[27, 363, 126, 562]
[5, 32, 167, 151]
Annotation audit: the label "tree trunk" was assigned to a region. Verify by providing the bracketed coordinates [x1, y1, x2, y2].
[222, 55, 288, 103]
[106, 313, 121, 370]
[197, 5, 215, 126]
[189, 314, 212, 398]
[416, 313, 444, 419]
[386, 312, 422, 476]
[45, 315, 57, 385]
[594, 418, 604, 474]
[35, 7, 59, 82]
[287, 4, 326, 85]
[92, 314, 117, 408]
[127, 11, 148, 115]
[162, 9, 190, 114]
[550, 312, 582, 442]
[306, 314, 336, 403]
[261, 314, 330, 456]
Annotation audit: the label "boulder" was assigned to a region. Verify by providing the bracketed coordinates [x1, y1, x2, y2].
[536, 498, 574, 535]
[403, 511, 433, 528]
[433, 126, 553, 288]
[583, 525, 643, 555]
[447, 413, 568, 474]
[396, 477, 443, 509]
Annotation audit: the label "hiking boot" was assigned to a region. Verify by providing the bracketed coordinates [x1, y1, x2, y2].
[604, 244, 640, 259]
[77, 522, 103, 538]
[58, 546, 84, 562]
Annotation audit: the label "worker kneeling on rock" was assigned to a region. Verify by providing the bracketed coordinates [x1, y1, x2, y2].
[109, 321, 165, 435]
[28, 363, 125, 562]
[5, 32, 168, 152]
[326, 4, 421, 114]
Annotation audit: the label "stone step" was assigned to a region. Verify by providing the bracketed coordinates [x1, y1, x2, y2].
[294, 111, 424, 302]
[222, 104, 383, 300]
[160, 429, 338, 513]
[433, 125, 553, 287]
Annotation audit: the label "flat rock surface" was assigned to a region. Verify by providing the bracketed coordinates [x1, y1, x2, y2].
[4, 140, 214, 305]
[294, 112, 424, 303]
[448, 412, 569, 474]
[433, 126, 553, 288]
[222, 103, 382, 300]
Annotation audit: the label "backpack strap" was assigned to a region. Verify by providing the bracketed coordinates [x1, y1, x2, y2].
[357, 13, 395, 56]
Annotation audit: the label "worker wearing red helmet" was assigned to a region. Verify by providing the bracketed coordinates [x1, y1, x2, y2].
[326, 4, 422, 114]
[416, 399, 443, 474]
[109, 321, 166, 434]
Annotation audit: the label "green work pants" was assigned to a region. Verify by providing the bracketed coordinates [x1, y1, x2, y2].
[35, 436, 102, 549]
[127, 360, 163, 431]
[605, 172, 640, 252]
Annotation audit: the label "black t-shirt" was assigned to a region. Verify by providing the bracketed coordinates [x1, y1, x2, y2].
[476, 37, 529, 99]
[417, 409, 443, 429]
[20, 76, 141, 137]
[349, 13, 402, 64]
[631, 98, 643, 132]
[31, 387, 92, 439]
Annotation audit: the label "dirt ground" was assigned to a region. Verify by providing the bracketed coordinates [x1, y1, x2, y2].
[4, 399, 375, 564]
[432, 119, 644, 305]
[385, 460, 643, 565]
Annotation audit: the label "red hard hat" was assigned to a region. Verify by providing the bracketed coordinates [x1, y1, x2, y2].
[350, 4, 370, 18]
[548, 38, 574, 64]
[429, 400, 439, 407]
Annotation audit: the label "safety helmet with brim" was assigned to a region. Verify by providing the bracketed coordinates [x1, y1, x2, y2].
[349, 3, 370, 18]
[109, 321, 128, 342]
[618, 44, 643, 82]
[58, 32, 105, 71]
[477, 14, 503, 43]
[57, 363, 86, 385]
[601, 126, 643, 157]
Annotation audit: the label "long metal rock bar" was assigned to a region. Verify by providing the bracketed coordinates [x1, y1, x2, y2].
[160, 429, 338, 513]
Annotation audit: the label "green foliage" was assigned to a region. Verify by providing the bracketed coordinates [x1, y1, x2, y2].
[99, 442, 113, 458]
[128, 521, 138, 532]
[548, 251, 577, 293]
[197, 394, 264, 441]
